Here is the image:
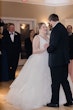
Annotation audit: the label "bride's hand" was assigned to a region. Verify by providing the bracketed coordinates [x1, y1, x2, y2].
[44, 43, 49, 49]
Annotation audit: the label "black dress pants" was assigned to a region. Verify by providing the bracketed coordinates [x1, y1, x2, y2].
[50, 64, 72, 104]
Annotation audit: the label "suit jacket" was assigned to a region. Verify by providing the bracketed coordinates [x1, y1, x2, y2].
[2, 30, 21, 67]
[47, 22, 70, 67]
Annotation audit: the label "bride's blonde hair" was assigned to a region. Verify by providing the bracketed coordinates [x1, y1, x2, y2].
[38, 22, 45, 29]
[36, 22, 46, 34]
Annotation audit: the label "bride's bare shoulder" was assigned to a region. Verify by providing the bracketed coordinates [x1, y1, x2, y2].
[33, 35, 40, 42]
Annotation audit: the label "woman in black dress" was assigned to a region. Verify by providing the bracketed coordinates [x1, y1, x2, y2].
[67, 25, 73, 82]
[25, 29, 35, 58]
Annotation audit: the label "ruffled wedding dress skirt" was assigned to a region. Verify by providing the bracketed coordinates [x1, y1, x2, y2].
[5, 52, 73, 110]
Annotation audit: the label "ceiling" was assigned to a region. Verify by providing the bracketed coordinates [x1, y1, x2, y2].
[1, 0, 73, 6]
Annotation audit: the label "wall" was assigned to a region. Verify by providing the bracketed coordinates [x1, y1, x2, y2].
[0, 1, 73, 25]
[55, 5, 73, 24]
[0, 1, 55, 24]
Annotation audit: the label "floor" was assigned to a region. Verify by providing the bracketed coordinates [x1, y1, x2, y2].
[0, 66, 73, 110]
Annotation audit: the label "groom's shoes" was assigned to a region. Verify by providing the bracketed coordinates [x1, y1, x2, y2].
[63, 100, 73, 107]
[46, 103, 59, 107]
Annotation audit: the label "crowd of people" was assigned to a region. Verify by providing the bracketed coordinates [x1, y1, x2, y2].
[0, 14, 73, 110]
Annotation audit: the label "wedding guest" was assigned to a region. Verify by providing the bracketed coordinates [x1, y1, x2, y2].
[0, 19, 5, 81]
[67, 25, 73, 82]
[0, 18, 5, 27]
[0, 32, 2, 81]
[25, 29, 35, 58]
[2, 23, 21, 80]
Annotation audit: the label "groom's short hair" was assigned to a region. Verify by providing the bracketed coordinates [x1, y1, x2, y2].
[48, 14, 59, 22]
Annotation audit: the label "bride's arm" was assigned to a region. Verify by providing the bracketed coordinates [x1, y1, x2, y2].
[32, 36, 47, 54]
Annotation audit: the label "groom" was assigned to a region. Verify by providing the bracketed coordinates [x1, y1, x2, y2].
[47, 13, 73, 107]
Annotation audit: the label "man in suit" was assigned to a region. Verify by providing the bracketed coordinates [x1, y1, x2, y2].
[0, 28, 2, 81]
[47, 14, 73, 107]
[0, 19, 5, 81]
[2, 23, 21, 80]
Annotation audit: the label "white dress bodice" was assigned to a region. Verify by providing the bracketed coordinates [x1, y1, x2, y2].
[38, 35, 49, 50]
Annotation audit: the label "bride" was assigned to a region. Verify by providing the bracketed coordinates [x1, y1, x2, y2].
[5, 22, 73, 110]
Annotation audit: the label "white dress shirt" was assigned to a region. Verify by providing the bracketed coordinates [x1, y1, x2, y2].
[9, 32, 14, 42]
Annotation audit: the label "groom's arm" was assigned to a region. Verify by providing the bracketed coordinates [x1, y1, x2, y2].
[47, 31, 61, 53]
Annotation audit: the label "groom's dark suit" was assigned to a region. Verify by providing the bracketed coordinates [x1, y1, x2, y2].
[47, 22, 72, 105]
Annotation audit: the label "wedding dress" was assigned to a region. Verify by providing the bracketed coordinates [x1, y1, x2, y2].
[5, 35, 73, 110]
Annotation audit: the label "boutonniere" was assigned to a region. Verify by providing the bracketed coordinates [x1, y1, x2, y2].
[14, 32, 18, 35]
